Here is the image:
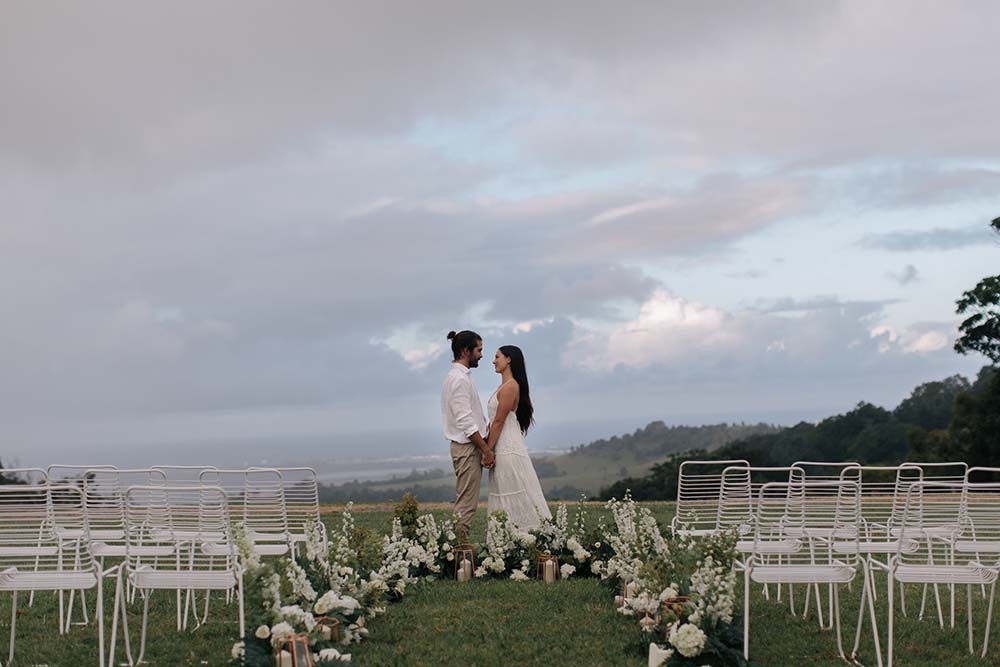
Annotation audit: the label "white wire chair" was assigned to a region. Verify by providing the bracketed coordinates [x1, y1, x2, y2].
[886, 480, 1000, 666]
[199, 468, 291, 557]
[743, 479, 869, 663]
[108, 485, 245, 667]
[254, 467, 324, 553]
[671, 459, 749, 537]
[0, 484, 106, 667]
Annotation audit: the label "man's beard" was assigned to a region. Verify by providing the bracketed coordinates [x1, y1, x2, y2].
[469, 358, 479, 368]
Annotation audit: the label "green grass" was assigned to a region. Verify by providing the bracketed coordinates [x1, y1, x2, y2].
[2, 503, 999, 666]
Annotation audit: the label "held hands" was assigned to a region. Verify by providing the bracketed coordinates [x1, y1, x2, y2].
[482, 449, 496, 469]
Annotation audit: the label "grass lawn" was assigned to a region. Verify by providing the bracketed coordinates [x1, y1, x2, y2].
[1, 502, 998, 666]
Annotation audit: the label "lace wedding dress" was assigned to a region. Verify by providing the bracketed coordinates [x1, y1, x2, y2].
[487, 390, 552, 530]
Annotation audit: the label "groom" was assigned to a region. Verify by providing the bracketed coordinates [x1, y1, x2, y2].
[440, 330, 493, 539]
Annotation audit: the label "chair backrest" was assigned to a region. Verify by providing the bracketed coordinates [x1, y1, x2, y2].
[0, 467, 49, 485]
[896, 480, 966, 565]
[46, 464, 117, 482]
[199, 468, 288, 537]
[123, 485, 236, 571]
[0, 484, 94, 574]
[82, 469, 167, 539]
[253, 467, 321, 538]
[151, 465, 218, 485]
[755, 480, 860, 565]
[718, 465, 798, 532]
[673, 460, 749, 534]
[839, 465, 923, 540]
[959, 481, 1000, 568]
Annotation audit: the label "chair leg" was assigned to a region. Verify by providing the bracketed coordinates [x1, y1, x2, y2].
[967, 584, 974, 655]
[9, 590, 18, 666]
[887, 572, 895, 667]
[238, 571, 246, 640]
[136, 592, 151, 665]
[982, 580, 997, 658]
[852, 567, 869, 660]
[743, 565, 750, 660]
[96, 575, 105, 667]
[833, 584, 845, 660]
[866, 566, 884, 667]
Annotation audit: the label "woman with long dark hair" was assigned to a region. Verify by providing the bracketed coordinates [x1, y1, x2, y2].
[484, 345, 551, 529]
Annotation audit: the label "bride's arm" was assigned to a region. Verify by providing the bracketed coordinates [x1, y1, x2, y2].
[486, 382, 518, 451]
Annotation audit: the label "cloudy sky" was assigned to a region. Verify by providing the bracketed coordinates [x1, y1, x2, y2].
[2, 1, 998, 464]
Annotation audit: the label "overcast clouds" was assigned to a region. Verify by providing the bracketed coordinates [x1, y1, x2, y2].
[2, 1, 998, 463]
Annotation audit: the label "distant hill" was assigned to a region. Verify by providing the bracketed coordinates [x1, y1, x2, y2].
[318, 420, 781, 502]
[600, 369, 993, 501]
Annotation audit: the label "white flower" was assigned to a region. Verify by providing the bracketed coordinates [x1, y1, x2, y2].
[639, 614, 658, 633]
[270, 622, 295, 648]
[231, 641, 244, 660]
[567, 537, 581, 552]
[318, 647, 352, 662]
[509, 570, 530, 581]
[669, 623, 707, 658]
[254, 624, 270, 640]
[591, 560, 605, 575]
[560, 563, 576, 578]
[474, 566, 487, 578]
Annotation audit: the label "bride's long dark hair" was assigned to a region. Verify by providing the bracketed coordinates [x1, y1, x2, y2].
[499, 345, 534, 435]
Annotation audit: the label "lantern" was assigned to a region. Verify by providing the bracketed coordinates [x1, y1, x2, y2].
[274, 634, 314, 667]
[661, 596, 690, 639]
[536, 553, 559, 583]
[454, 544, 476, 581]
[313, 616, 341, 643]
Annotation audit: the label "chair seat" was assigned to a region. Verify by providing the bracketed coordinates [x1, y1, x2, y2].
[129, 569, 238, 590]
[955, 539, 1000, 553]
[252, 543, 290, 556]
[739, 539, 802, 554]
[0, 570, 98, 591]
[0, 545, 59, 557]
[750, 563, 856, 585]
[894, 563, 998, 585]
[107, 544, 176, 557]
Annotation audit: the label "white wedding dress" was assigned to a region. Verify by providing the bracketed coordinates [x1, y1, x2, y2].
[487, 389, 552, 530]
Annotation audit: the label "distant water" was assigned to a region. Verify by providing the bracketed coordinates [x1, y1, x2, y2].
[6, 419, 631, 484]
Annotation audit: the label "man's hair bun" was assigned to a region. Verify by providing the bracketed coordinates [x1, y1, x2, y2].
[447, 331, 457, 340]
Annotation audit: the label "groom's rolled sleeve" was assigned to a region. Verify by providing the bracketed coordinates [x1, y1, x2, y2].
[451, 384, 480, 439]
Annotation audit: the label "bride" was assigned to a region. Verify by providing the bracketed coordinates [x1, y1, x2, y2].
[485, 345, 552, 530]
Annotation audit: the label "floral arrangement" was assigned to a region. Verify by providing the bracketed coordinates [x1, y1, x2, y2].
[602, 492, 746, 667]
[226, 494, 745, 666]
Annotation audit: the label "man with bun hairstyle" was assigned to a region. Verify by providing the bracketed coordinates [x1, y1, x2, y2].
[440, 329, 492, 538]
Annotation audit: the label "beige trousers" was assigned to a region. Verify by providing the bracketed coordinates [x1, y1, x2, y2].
[450, 440, 483, 537]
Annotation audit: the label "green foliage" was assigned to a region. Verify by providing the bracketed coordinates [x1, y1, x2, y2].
[894, 375, 970, 430]
[955, 274, 1000, 363]
[393, 492, 420, 538]
[949, 366, 1000, 468]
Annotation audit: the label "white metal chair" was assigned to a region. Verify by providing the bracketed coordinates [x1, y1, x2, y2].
[255, 467, 324, 553]
[886, 480, 1000, 666]
[108, 485, 245, 667]
[743, 479, 870, 663]
[672, 459, 749, 537]
[199, 468, 291, 557]
[0, 484, 106, 667]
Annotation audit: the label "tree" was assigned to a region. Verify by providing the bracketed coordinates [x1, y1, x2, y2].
[954, 217, 1000, 363]
[894, 375, 970, 430]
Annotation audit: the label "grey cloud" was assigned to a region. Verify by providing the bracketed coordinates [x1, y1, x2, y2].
[887, 264, 919, 286]
[859, 226, 997, 252]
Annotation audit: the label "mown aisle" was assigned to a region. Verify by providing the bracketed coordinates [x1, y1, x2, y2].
[350, 578, 648, 667]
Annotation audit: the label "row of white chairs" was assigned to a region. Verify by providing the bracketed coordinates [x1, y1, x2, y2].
[0, 464, 325, 667]
[672, 460, 1000, 667]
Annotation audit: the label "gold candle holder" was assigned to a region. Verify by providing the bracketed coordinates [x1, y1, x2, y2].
[314, 615, 341, 642]
[454, 543, 476, 581]
[537, 553, 559, 583]
[274, 634, 314, 667]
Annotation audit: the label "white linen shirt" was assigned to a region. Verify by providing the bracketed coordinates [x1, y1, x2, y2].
[441, 362, 487, 444]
